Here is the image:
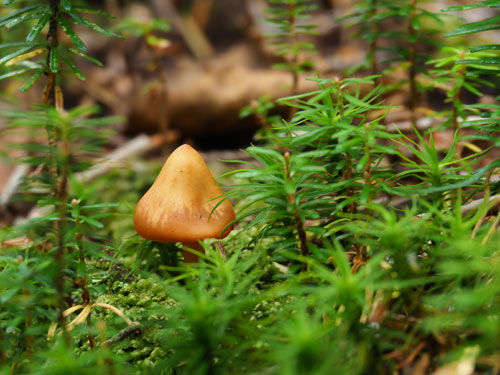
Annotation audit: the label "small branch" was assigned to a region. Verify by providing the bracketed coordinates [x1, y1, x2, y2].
[42, 0, 61, 177]
[462, 193, 500, 215]
[294, 209, 310, 256]
[358, 193, 500, 216]
[386, 116, 435, 133]
[385, 115, 488, 134]
[76, 134, 165, 183]
[101, 322, 141, 347]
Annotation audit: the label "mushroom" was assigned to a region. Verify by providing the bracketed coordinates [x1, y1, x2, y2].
[134, 144, 235, 262]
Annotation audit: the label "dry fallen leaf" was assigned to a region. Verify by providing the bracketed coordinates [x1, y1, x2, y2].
[433, 347, 478, 375]
[432, 359, 474, 375]
[1, 236, 32, 249]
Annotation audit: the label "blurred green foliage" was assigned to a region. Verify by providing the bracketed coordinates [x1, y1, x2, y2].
[0, 0, 500, 375]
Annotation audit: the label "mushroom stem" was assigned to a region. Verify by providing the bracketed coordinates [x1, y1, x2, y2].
[182, 241, 205, 263]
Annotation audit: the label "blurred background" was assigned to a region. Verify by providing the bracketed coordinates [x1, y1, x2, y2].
[3, 0, 496, 146]
[0, 0, 498, 211]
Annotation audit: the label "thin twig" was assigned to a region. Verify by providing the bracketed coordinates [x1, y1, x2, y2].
[462, 194, 500, 215]
[101, 322, 141, 347]
[76, 134, 164, 183]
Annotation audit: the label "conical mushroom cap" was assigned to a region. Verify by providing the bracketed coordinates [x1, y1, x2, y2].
[134, 144, 235, 243]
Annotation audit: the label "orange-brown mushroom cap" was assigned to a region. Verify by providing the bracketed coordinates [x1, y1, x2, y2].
[134, 144, 235, 243]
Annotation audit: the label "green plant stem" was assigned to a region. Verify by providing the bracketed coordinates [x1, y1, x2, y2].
[43, 0, 61, 104]
[335, 80, 356, 214]
[22, 289, 34, 356]
[284, 151, 310, 256]
[46, 5, 72, 344]
[43, 0, 71, 346]
[335, 79, 344, 117]
[43, 0, 61, 179]
[344, 155, 356, 214]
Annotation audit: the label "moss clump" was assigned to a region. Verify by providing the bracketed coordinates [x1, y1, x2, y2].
[80, 277, 177, 371]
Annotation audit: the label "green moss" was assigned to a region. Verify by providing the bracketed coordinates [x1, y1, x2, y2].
[79, 276, 177, 371]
